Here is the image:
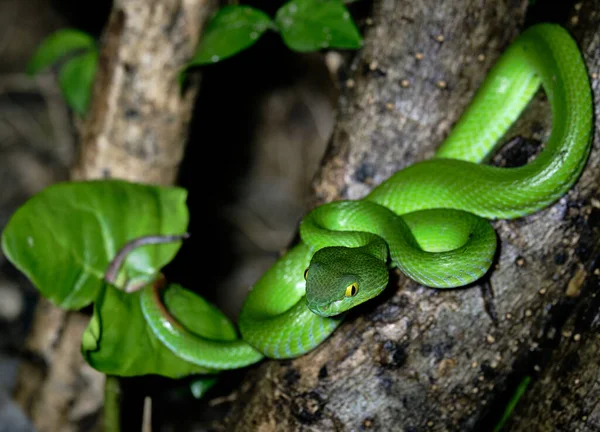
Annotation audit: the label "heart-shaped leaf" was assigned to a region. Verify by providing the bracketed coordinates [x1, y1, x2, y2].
[186, 5, 274, 67]
[275, 0, 362, 52]
[82, 283, 236, 378]
[58, 50, 98, 115]
[162, 284, 238, 341]
[27, 29, 96, 75]
[1, 180, 189, 310]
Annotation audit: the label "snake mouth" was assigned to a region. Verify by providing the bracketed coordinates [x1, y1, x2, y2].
[306, 300, 345, 317]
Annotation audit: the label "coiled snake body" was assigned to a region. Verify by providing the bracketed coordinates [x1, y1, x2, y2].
[140, 24, 593, 371]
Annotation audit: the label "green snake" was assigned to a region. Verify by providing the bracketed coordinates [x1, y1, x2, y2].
[140, 24, 593, 371]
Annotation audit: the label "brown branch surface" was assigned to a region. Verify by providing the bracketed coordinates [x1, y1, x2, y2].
[505, 3, 600, 430]
[220, 1, 600, 431]
[13, 1, 216, 431]
[72, 0, 213, 184]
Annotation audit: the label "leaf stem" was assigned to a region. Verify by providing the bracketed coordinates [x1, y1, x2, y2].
[103, 375, 121, 432]
[104, 234, 190, 285]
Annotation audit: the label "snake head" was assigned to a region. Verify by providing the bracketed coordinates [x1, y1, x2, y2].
[305, 246, 389, 317]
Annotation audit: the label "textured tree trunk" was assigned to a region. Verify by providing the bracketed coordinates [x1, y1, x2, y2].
[220, 0, 600, 430]
[13, 1, 215, 431]
[71, 0, 212, 185]
[504, 3, 600, 430]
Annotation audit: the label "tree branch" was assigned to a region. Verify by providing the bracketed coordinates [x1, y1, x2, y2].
[219, 0, 600, 430]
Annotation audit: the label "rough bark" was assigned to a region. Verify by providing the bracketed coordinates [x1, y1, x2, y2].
[221, 1, 600, 431]
[72, 0, 213, 185]
[505, 3, 600, 430]
[12, 1, 216, 431]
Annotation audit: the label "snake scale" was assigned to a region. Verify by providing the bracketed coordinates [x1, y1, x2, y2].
[139, 23, 593, 372]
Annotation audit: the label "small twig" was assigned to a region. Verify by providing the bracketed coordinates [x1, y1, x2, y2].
[104, 233, 190, 285]
[208, 392, 239, 407]
[142, 396, 152, 432]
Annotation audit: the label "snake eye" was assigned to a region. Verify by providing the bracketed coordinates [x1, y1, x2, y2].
[304, 268, 309, 280]
[345, 283, 359, 297]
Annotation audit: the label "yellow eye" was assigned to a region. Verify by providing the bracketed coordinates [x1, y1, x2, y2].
[304, 268, 309, 280]
[345, 283, 359, 297]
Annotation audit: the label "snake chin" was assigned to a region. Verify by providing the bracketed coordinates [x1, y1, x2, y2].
[306, 281, 387, 317]
[306, 299, 345, 317]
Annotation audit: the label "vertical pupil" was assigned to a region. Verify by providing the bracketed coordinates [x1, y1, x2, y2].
[304, 268, 309, 280]
[345, 283, 358, 297]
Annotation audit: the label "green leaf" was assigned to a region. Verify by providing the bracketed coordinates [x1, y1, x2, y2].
[163, 284, 237, 341]
[186, 5, 274, 67]
[58, 50, 98, 115]
[1, 180, 189, 310]
[83, 283, 209, 377]
[493, 376, 532, 432]
[83, 283, 236, 378]
[275, 0, 363, 52]
[27, 29, 96, 75]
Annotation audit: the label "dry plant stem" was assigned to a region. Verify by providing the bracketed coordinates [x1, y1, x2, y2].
[13, 1, 216, 431]
[218, 1, 600, 431]
[104, 233, 190, 287]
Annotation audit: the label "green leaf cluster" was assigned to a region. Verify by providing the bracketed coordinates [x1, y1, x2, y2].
[1, 180, 239, 378]
[186, 0, 363, 69]
[83, 283, 236, 378]
[27, 29, 98, 115]
[31, 1, 364, 108]
[2, 181, 188, 309]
